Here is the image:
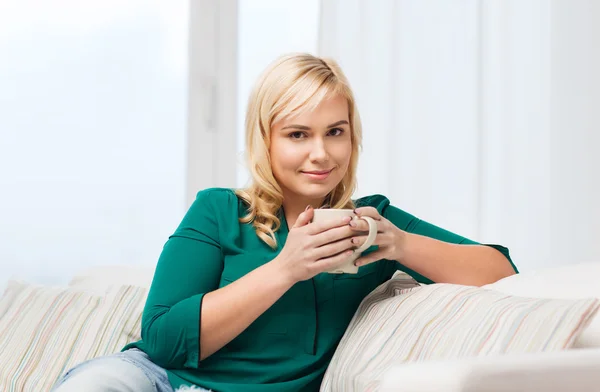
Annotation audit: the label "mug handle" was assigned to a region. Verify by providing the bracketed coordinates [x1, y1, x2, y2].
[353, 216, 378, 254]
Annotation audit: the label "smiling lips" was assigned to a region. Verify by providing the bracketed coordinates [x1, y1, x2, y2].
[301, 168, 333, 180]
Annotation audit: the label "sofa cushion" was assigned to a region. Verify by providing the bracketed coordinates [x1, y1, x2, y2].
[0, 280, 147, 392]
[69, 264, 156, 294]
[320, 274, 599, 392]
[482, 262, 600, 348]
[379, 348, 600, 392]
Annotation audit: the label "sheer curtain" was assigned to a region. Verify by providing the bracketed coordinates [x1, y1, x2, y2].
[318, 0, 600, 271]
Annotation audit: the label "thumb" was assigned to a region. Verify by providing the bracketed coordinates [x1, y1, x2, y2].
[292, 206, 314, 229]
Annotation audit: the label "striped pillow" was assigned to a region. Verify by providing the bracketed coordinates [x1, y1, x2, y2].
[0, 280, 147, 392]
[320, 275, 600, 392]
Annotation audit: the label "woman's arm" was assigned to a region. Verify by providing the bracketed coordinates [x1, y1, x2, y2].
[140, 190, 227, 369]
[145, 244, 295, 366]
[396, 232, 516, 286]
[199, 262, 293, 360]
[143, 189, 296, 367]
[348, 195, 517, 286]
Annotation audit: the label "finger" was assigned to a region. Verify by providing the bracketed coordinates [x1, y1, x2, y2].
[348, 217, 385, 232]
[350, 216, 391, 233]
[353, 249, 386, 267]
[312, 224, 355, 247]
[313, 237, 354, 260]
[350, 234, 385, 248]
[353, 206, 382, 220]
[312, 249, 355, 274]
[348, 217, 370, 231]
[293, 205, 314, 229]
[307, 215, 352, 235]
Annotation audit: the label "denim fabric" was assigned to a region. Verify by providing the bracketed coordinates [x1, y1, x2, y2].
[52, 348, 211, 392]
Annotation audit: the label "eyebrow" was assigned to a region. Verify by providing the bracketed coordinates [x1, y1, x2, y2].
[281, 120, 349, 131]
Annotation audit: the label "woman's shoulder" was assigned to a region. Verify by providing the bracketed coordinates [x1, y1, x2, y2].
[353, 193, 392, 213]
[193, 187, 241, 210]
[195, 187, 237, 199]
[194, 187, 254, 213]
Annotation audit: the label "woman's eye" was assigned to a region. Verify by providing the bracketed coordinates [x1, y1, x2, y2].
[289, 131, 306, 139]
[328, 128, 344, 136]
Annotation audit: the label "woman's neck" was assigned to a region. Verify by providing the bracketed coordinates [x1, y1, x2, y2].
[281, 193, 326, 228]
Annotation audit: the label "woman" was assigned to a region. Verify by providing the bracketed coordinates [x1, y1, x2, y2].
[53, 53, 517, 392]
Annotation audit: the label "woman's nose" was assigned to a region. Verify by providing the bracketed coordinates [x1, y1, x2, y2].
[309, 139, 329, 162]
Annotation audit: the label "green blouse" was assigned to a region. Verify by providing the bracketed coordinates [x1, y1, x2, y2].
[123, 188, 516, 392]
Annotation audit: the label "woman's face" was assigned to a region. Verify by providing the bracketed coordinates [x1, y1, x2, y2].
[270, 94, 352, 206]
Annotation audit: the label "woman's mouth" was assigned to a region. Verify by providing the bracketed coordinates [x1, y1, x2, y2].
[301, 169, 333, 181]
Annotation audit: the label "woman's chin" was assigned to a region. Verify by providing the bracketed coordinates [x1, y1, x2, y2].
[291, 184, 336, 201]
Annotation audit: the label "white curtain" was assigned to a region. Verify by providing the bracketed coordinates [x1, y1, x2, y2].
[318, 0, 600, 271]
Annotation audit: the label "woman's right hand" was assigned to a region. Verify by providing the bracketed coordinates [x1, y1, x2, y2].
[272, 206, 357, 284]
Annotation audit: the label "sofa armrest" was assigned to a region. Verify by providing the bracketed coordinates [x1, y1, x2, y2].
[380, 349, 600, 392]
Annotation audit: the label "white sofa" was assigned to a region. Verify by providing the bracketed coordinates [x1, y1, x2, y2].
[381, 348, 600, 392]
[380, 262, 600, 392]
[1, 262, 600, 392]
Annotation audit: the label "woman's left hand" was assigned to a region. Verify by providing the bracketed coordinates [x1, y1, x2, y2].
[349, 207, 407, 267]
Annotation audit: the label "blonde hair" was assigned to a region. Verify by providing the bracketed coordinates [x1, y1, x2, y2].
[235, 53, 362, 249]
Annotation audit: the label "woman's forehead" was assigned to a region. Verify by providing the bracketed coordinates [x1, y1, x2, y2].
[276, 95, 349, 127]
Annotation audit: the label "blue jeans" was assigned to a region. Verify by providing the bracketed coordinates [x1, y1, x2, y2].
[52, 348, 211, 392]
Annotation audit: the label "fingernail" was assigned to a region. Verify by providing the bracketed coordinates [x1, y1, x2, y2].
[353, 209, 360, 215]
[348, 220, 357, 227]
[351, 237, 357, 244]
[354, 261, 361, 266]
[342, 216, 352, 223]
[305, 205, 311, 211]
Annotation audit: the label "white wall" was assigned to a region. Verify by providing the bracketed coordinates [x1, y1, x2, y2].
[0, 1, 189, 285]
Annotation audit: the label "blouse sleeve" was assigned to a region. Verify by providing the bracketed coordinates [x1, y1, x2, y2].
[361, 194, 518, 284]
[139, 188, 227, 369]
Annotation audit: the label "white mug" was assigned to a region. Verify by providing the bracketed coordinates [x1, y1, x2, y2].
[312, 208, 378, 274]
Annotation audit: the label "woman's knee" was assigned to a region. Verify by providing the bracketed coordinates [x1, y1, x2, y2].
[52, 355, 155, 392]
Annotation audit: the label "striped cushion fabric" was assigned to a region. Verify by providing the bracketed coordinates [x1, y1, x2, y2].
[321, 275, 600, 392]
[0, 280, 147, 392]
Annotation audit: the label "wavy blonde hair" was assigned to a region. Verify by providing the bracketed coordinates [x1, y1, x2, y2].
[235, 53, 362, 249]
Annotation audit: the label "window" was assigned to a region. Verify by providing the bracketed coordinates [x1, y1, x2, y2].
[0, 1, 189, 283]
